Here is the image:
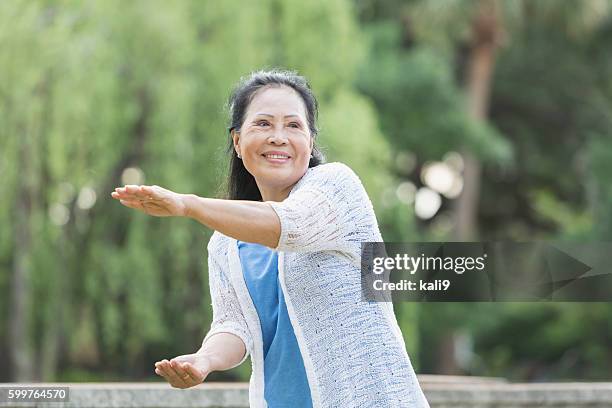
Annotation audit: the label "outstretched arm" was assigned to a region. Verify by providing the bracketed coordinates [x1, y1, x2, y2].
[112, 163, 376, 255]
[111, 185, 281, 248]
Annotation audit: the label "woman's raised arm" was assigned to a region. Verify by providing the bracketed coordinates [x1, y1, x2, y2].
[111, 185, 282, 248]
[111, 162, 378, 254]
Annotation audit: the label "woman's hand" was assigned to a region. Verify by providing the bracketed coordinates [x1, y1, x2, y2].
[154, 353, 215, 388]
[111, 185, 188, 217]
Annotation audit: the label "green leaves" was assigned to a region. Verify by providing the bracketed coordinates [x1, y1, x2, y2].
[0, 0, 395, 381]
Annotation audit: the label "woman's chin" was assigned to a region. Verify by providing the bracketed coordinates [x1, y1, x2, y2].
[258, 168, 293, 181]
[257, 169, 302, 187]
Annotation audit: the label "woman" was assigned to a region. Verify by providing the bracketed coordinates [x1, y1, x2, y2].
[111, 69, 429, 408]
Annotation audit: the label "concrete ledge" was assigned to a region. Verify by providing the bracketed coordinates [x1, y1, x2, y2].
[1, 379, 612, 407]
[418, 374, 507, 384]
[423, 382, 612, 408]
[0, 383, 247, 408]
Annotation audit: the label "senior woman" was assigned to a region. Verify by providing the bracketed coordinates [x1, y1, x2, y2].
[111, 69, 429, 408]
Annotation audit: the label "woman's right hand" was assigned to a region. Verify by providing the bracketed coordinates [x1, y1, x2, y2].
[111, 185, 189, 217]
[154, 353, 215, 388]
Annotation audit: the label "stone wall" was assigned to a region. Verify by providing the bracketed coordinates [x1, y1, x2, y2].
[1, 376, 611, 407]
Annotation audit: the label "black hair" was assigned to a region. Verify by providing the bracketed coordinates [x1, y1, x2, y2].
[223, 68, 325, 201]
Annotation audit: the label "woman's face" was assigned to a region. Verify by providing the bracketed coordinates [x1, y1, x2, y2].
[233, 85, 313, 197]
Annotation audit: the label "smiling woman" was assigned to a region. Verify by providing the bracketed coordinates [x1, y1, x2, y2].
[224, 70, 326, 203]
[111, 69, 429, 408]
[230, 85, 314, 202]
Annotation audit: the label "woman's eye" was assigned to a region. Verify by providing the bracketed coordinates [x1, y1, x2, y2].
[256, 121, 269, 127]
[289, 122, 300, 128]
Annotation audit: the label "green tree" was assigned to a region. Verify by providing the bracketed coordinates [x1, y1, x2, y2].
[0, 0, 398, 382]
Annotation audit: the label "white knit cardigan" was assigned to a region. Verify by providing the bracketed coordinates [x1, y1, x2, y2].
[202, 162, 430, 408]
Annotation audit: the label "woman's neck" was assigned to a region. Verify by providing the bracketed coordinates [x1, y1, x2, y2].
[257, 183, 294, 202]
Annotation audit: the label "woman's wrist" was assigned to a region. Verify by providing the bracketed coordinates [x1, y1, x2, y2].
[180, 193, 198, 219]
[195, 349, 222, 372]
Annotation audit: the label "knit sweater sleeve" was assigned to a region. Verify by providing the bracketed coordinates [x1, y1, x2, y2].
[201, 233, 252, 369]
[267, 162, 380, 259]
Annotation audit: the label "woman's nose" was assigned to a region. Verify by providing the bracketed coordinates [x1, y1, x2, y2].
[268, 130, 289, 144]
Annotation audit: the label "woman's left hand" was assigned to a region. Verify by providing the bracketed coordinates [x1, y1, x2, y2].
[111, 185, 189, 217]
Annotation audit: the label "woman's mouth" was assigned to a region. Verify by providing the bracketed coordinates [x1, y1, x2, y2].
[261, 153, 291, 164]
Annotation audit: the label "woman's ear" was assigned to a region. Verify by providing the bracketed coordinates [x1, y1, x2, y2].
[231, 130, 241, 158]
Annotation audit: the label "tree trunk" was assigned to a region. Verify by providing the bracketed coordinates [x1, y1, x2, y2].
[9, 131, 35, 381]
[37, 72, 63, 382]
[453, 0, 501, 241]
[442, 0, 503, 376]
[436, 332, 462, 375]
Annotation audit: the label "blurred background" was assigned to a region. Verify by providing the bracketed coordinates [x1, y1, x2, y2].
[1, 0, 612, 384]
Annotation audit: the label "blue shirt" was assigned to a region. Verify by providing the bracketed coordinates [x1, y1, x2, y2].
[237, 240, 313, 408]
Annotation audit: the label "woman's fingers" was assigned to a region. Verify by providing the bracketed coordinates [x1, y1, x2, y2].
[154, 359, 204, 388]
[155, 360, 171, 375]
[159, 360, 189, 388]
[155, 363, 176, 382]
[171, 360, 202, 387]
[111, 190, 139, 202]
[175, 363, 203, 386]
[139, 185, 159, 197]
[124, 184, 146, 196]
[112, 185, 156, 200]
[171, 360, 191, 379]
[117, 197, 140, 204]
[154, 360, 167, 373]
[183, 363, 205, 383]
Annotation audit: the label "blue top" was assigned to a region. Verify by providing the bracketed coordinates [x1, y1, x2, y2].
[237, 240, 313, 408]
